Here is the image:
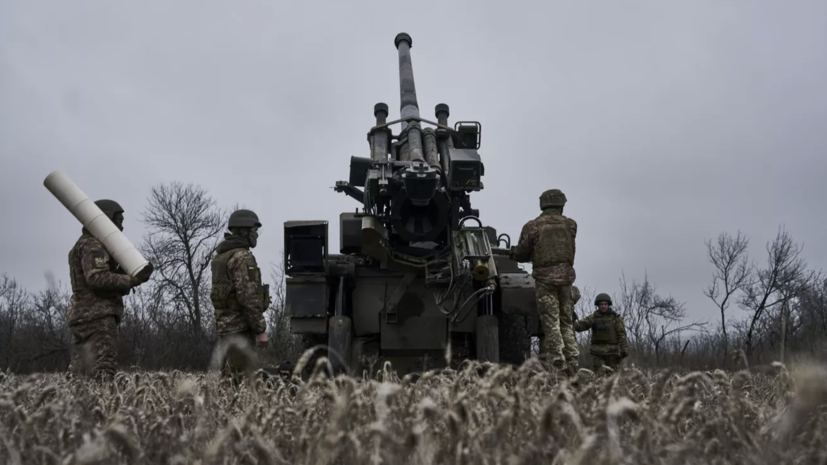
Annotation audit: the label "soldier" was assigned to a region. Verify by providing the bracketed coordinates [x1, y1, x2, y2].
[538, 285, 582, 374]
[67, 199, 154, 380]
[574, 293, 629, 374]
[511, 189, 578, 375]
[210, 209, 270, 379]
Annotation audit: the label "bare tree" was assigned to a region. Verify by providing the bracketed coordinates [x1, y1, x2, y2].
[772, 267, 822, 363]
[739, 226, 814, 356]
[27, 282, 71, 365]
[574, 285, 596, 320]
[616, 270, 706, 361]
[120, 281, 168, 365]
[141, 182, 225, 336]
[778, 291, 794, 364]
[794, 275, 827, 356]
[0, 274, 28, 368]
[703, 230, 753, 360]
[573, 285, 596, 346]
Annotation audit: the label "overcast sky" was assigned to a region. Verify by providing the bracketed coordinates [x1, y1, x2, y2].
[1, 1, 825, 327]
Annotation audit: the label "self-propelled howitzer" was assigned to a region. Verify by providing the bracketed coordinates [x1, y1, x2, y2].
[282, 33, 542, 376]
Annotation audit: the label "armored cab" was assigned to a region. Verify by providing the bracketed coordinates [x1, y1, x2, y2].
[283, 33, 542, 375]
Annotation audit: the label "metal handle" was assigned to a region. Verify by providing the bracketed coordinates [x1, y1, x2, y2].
[497, 233, 511, 248]
[459, 216, 483, 229]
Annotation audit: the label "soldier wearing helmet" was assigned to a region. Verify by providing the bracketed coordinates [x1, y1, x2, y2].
[510, 189, 579, 375]
[67, 199, 154, 380]
[574, 293, 629, 374]
[210, 209, 270, 378]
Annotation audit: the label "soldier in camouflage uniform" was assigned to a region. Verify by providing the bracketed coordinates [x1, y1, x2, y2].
[574, 293, 629, 374]
[511, 189, 578, 374]
[67, 199, 154, 380]
[210, 209, 270, 379]
[538, 285, 581, 373]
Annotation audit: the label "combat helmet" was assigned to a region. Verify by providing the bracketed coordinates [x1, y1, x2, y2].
[539, 189, 567, 210]
[95, 199, 124, 221]
[228, 209, 261, 229]
[594, 293, 612, 306]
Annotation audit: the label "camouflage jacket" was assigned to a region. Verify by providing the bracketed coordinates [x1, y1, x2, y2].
[210, 234, 269, 336]
[512, 209, 577, 286]
[574, 309, 628, 354]
[67, 230, 135, 326]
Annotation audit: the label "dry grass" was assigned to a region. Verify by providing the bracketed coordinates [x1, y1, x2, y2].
[1, 356, 826, 465]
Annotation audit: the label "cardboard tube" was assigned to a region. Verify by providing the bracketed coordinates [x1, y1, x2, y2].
[44, 170, 149, 277]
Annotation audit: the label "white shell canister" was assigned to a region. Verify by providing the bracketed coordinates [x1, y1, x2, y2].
[44, 170, 149, 277]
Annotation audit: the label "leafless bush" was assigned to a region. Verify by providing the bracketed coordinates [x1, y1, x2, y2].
[615, 271, 706, 364]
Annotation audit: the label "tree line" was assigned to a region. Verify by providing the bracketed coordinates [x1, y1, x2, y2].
[569, 226, 827, 370]
[1, 182, 825, 373]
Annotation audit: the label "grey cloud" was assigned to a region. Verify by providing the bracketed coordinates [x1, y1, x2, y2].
[1, 0, 825, 327]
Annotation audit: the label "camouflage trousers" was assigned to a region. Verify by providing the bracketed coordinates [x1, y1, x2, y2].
[590, 344, 623, 375]
[213, 331, 261, 383]
[536, 281, 578, 371]
[591, 354, 622, 374]
[68, 315, 118, 380]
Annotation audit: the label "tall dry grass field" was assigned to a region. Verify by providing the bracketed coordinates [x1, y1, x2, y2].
[1, 357, 826, 464]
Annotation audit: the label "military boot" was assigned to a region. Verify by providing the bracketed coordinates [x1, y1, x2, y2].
[548, 356, 567, 373]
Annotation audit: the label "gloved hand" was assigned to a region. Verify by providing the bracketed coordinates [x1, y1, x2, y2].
[131, 262, 154, 286]
[620, 349, 629, 359]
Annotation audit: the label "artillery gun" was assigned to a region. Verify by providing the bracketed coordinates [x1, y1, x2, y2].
[283, 33, 541, 376]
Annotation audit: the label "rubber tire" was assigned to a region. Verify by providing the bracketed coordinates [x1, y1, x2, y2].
[297, 333, 329, 378]
[497, 314, 530, 366]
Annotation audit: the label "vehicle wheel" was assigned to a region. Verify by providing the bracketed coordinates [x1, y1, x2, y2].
[296, 333, 329, 378]
[497, 314, 530, 366]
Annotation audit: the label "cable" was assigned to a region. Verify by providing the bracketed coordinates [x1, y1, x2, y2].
[435, 258, 455, 305]
[451, 285, 492, 324]
[436, 269, 469, 317]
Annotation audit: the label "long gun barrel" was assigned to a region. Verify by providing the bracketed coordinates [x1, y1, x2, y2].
[333, 31, 488, 253]
[394, 33, 440, 170]
[395, 33, 420, 127]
